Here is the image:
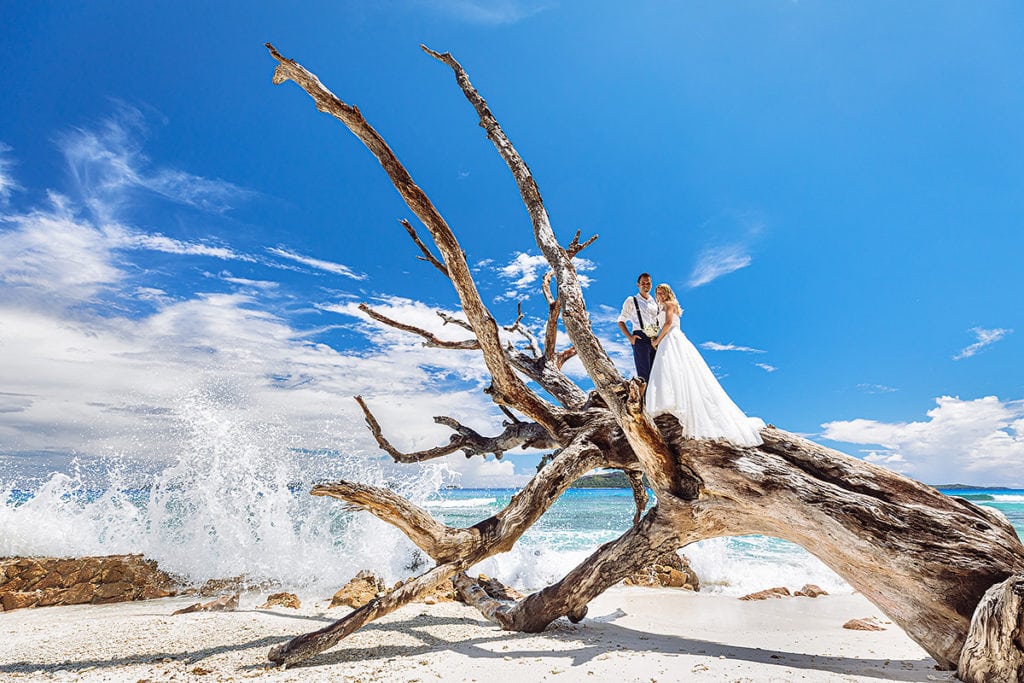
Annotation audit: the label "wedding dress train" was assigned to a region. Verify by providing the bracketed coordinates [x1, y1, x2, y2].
[645, 312, 764, 447]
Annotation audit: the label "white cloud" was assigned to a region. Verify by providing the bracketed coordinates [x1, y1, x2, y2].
[114, 228, 254, 261]
[0, 137, 524, 490]
[821, 396, 1024, 486]
[411, 0, 549, 25]
[954, 327, 1011, 360]
[701, 341, 766, 353]
[267, 246, 366, 280]
[688, 244, 752, 288]
[754, 363, 777, 373]
[858, 383, 898, 394]
[494, 251, 594, 301]
[59, 105, 252, 221]
[0, 143, 19, 203]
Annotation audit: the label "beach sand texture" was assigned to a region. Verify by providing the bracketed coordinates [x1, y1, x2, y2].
[0, 588, 954, 682]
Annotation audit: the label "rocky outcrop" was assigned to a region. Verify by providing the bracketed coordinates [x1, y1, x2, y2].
[259, 592, 301, 609]
[172, 593, 239, 615]
[843, 617, 886, 631]
[0, 555, 179, 612]
[621, 552, 700, 591]
[795, 584, 828, 598]
[329, 571, 387, 609]
[739, 586, 792, 601]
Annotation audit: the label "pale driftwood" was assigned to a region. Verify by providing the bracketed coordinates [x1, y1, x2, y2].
[958, 573, 1024, 682]
[354, 396, 555, 463]
[264, 43, 1024, 680]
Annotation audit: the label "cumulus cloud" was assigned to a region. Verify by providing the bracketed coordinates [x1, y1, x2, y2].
[701, 341, 765, 354]
[821, 396, 1024, 486]
[492, 251, 594, 301]
[0, 116, 529, 489]
[954, 327, 1011, 360]
[267, 246, 366, 280]
[688, 244, 752, 288]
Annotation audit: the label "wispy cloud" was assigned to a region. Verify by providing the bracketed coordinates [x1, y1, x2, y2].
[858, 383, 898, 394]
[688, 244, 752, 288]
[686, 211, 765, 288]
[0, 143, 19, 203]
[754, 362, 777, 373]
[954, 327, 1011, 360]
[700, 341, 765, 353]
[821, 396, 1024, 485]
[59, 104, 252, 222]
[411, 0, 549, 25]
[267, 247, 366, 280]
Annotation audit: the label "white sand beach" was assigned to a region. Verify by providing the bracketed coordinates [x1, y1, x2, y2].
[0, 588, 955, 682]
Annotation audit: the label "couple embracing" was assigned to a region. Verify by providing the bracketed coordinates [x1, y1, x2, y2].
[617, 273, 763, 448]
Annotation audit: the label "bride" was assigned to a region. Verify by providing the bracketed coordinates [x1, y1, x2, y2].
[645, 284, 764, 447]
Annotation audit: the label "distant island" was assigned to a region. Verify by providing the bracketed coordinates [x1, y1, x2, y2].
[572, 471, 647, 489]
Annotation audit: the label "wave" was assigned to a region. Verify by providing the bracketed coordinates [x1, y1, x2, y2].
[423, 497, 497, 509]
[992, 494, 1024, 503]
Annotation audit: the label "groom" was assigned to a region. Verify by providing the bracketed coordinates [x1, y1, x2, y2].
[617, 272, 660, 381]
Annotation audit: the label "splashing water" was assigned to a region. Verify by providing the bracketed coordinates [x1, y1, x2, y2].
[0, 386, 444, 594]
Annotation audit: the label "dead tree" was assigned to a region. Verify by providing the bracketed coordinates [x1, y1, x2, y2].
[263, 43, 1024, 679]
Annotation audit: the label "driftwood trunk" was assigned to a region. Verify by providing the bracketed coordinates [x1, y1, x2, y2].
[262, 43, 1024, 679]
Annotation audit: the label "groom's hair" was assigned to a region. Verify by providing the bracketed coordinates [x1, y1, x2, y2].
[637, 272, 651, 283]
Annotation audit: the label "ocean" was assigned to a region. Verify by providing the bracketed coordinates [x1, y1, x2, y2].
[3, 461, 1021, 598]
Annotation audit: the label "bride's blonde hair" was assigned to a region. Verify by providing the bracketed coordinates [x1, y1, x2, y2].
[656, 283, 681, 315]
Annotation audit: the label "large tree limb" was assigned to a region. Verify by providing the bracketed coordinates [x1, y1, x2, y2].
[457, 506, 679, 632]
[267, 43, 567, 438]
[312, 481, 473, 560]
[268, 561, 461, 667]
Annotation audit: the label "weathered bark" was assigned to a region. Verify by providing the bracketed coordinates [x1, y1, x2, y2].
[264, 42, 1024, 680]
[958, 574, 1024, 682]
[355, 395, 555, 462]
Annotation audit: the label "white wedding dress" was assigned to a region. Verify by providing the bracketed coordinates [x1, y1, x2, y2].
[645, 311, 764, 447]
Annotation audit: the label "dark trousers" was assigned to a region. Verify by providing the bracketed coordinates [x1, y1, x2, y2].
[632, 331, 656, 382]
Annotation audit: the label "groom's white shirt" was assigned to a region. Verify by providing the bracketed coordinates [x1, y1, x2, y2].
[617, 294, 660, 333]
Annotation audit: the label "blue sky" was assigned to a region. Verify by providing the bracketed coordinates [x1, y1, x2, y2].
[1, 1, 1021, 487]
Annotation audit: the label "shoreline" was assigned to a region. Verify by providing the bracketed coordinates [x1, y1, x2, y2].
[0, 587, 953, 682]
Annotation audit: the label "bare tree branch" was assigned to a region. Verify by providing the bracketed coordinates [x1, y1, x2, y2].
[267, 42, 567, 438]
[566, 229, 598, 258]
[422, 44, 702, 499]
[400, 218, 449, 277]
[359, 303, 479, 350]
[355, 396, 554, 463]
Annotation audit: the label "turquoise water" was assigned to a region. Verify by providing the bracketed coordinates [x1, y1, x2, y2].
[3, 477, 1021, 595]
[423, 486, 1024, 594]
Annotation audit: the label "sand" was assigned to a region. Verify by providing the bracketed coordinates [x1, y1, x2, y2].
[0, 588, 956, 682]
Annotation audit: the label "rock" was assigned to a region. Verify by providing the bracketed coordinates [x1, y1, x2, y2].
[739, 587, 792, 601]
[330, 571, 386, 609]
[1, 590, 41, 611]
[0, 555, 180, 612]
[172, 593, 240, 615]
[476, 574, 524, 601]
[259, 592, 301, 609]
[843, 617, 886, 631]
[621, 552, 701, 591]
[795, 584, 828, 598]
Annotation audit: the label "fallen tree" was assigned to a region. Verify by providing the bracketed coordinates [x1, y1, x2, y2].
[263, 43, 1024, 679]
